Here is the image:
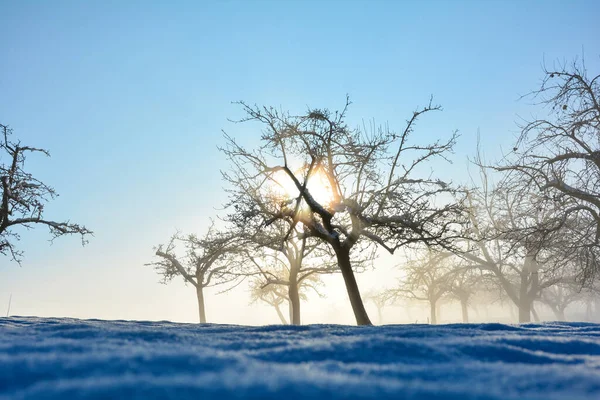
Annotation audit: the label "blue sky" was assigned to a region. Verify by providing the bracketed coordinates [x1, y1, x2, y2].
[1, 0, 599, 323]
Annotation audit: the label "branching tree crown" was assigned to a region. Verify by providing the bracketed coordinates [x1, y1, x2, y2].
[457, 162, 578, 322]
[498, 58, 600, 282]
[0, 124, 91, 263]
[221, 97, 463, 325]
[147, 224, 242, 323]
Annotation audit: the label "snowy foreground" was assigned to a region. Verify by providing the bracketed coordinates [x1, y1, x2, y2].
[1, 318, 600, 399]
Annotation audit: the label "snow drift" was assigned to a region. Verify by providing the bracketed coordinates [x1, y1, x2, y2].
[1, 317, 599, 399]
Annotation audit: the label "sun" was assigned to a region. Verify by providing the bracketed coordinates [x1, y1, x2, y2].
[268, 166, 335, 209]
[306, 167, 335, 207]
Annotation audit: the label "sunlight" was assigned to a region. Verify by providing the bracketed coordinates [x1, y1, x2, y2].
[269, 169, 300, 202]
[306, 167, 335, 207]
[268, 166, 335, 209]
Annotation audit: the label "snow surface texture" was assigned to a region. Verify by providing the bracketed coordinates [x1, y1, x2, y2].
[1, 318, 600, 399]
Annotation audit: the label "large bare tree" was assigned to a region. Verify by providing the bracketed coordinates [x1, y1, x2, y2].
[0, 124, 91, 262]
[147, 226, 240, 323]
[221, 98, 463, 325]
[457, 164, 575, 322]
[498, 58, 600, 283]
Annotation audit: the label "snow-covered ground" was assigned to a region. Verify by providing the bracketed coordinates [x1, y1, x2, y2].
[1, 317, 599, 399]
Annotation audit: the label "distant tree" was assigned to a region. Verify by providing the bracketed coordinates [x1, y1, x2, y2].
[538, 283, 583, 321]
[240, 226, 339, 325]
[582, 284, 600, 322]
[446, 264, 483, 323]
[147, 226, 240, 323]
[221, 98, 463, 325]
[0, 124, 91, 263]
[458, 165, 574, 323]
[363, 289, 393, 324]
[497, 58, 600, 283]
[248, 276, 289, 324]
[389, 250, 453, 324]
[247, 259, 325, 325]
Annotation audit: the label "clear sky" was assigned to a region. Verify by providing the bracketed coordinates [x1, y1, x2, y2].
[1, 0, 599, 324]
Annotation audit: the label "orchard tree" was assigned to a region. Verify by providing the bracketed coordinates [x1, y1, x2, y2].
[498, 58, 600, 283]
[247, 258, 325, 325]
[239, 225, 342, 325]
[147, 226, 240, 323]
[248, 276, 290, 324]
[1, 124, 91, 262]
[389, 250, 453, 324]
[458, 164, 575, 322]
[364, 289, 394, 324]
[221, 97, 463, 325]
[446, 264, 483, 323]
[539, 283, 582, 321]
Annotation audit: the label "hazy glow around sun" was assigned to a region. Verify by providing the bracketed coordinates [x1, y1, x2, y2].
[306, 167, 335, 206]
[269, 166, 335, 208]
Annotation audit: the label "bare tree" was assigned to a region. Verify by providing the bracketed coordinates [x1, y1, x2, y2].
[363, 289, 393, 324]
[248, 276, 290, 324]
[147, 226, 240, 323]
[457, 164, 574, 322]
[0, 124, 91, 263]
[446, 264, 483, 323]
[498, 57, 600, 283]
[247, 260, 324, 325]
[240, 226, 340, 325]
[538, 283, 583, 321]
[389, 250, 454, 324]
[221, 98, 463, 325]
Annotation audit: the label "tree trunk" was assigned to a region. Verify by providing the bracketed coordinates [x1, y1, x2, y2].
[519, 268, 531, 323]
[518, 297, 531, 323]
[288, 266, 301, 325]
[460, 298, 469, 323]
[288, 284, 301, 325]
[196, 285, 207, 323]
[334, 245, 372, 325]
[377, 306, 383, 325]
[274, 303, 288, 324]
[430, 299, 437, 324]
[518, 250, 538, 323]
[531, 305, 540, 322]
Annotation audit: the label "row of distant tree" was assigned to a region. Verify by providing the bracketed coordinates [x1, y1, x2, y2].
[2, 55, 599, 326]
[365, 249, 600, 325]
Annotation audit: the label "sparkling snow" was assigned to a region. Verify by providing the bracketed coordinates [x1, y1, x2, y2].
[1, 317, 599, 399]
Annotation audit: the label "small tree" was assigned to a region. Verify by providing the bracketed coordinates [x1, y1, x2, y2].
[390, 250, 453, 324]
[240, 227, 339, 325]
[539, 283, 583, 321]
[446, 265, 482, 323]
[222, 98, 463, 325]
[247, 260, 324, 325]
[148, 226, 240, 323]
[363, 289, 393, 324]
[248, 276, 290, 324]
[0, 124, 91, 262]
